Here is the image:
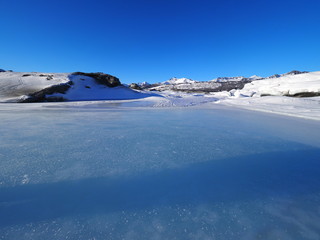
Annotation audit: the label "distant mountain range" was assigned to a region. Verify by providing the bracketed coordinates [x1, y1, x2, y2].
[131, 70, 309, 93]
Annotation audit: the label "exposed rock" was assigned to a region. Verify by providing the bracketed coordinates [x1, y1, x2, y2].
[0, 69, 5, 72]
[20, 81, 73, 103]
[22, 74, 32, 77]
[146, 79, 251, 93]
[265, 71, 308, 79]
[71, 72, 121, 87]
[267, 74, 281, 79]
[282, 70, 309, 76]
[212, 76, 247, 82]
[285, 92, 320, 98]
[129, 83, 142, 90]
[139, 82, 151, 88]
[38, 74, 54, 80]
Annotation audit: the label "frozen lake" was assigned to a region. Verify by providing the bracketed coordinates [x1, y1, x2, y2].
[0, 102, 320, 239]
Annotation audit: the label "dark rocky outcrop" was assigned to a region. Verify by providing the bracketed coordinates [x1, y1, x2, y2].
[285, 92, 320, 98]
[129, 83, 142, 90]
[217, 80, 251, 92]
[20, 81, 74, 103]
[146, 79, 251, 93]
[39, 74, 54, 80]
[0, 69, 5, 72]
[267, 74, 281, 79]
[282, 70, 309, 76]
[71, 72, 121, 87]
[266, 71, 309, 79]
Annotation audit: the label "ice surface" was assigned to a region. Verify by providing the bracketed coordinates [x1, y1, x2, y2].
[0, 103, 320, 239]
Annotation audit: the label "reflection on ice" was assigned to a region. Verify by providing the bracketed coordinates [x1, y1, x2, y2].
[0, 104, 320, 239]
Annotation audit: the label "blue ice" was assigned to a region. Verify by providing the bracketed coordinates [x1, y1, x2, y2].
[0, 104, 320, 239]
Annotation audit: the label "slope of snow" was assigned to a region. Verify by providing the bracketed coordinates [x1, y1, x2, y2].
[48, 75, 156, 101]
[0, 72, 156, 102]
[208, 71, 320, 120]
[236, 71, 320, 97]
[0, 72, 69, 102]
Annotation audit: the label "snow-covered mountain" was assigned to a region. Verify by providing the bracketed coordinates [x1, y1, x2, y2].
[139, 81, 151, 87]
[249, 75, 263, 80]
[145, 76, 251, 92]
[162, 77, 197, 85]
[138, 70, 316, 95]
[210, 75, 264, 82]
[0, 71, 154, 102]
[210, 76, 247, 82]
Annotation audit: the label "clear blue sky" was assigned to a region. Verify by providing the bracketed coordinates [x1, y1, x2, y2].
[1, 0, 320, 83]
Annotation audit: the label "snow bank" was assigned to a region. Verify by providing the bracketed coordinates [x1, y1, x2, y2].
[207, 71, 320, 120]
[237, 71, 320, 97]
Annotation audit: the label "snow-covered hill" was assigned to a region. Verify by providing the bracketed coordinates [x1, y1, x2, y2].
[231, 71, 320, 98]
[207, 71, 320, 120]
[0, 71, 69, 102]
[0, 71, 155, 102]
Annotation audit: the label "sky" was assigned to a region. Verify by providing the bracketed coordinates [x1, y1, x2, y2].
[1, 0, 320, 83]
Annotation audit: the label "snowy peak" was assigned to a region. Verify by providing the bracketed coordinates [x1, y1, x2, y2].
[139, 81, 151, 87]
[163, 77, 197, 85]
[249, 75, 263, 80]
[210, 76, 246, 82]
